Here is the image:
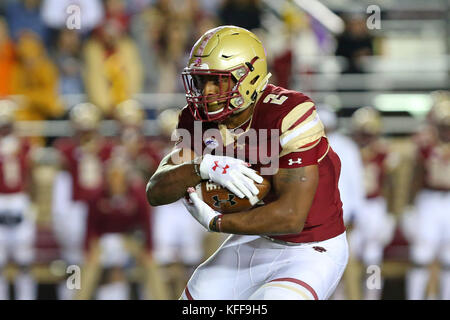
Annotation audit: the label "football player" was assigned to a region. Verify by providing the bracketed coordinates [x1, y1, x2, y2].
[317, 105, 366, 300]
[349, 106, 397, 300]
[151, 108, 218, 299]
[0, 99, 37, 299]
[114, 99, 161, 181]
[74, 153, 168, 300]
[317, 105, 366, 227]
[146, 26, 348, 300]
[51, 103, 115, 299]
[405, 97, 450, 300]
[97, 99, 169, 300]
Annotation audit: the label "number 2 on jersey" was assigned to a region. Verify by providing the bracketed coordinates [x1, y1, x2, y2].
[263, 94, 288, 105]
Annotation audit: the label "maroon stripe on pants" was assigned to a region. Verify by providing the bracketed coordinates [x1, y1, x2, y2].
[184, 287, 194, 300]
[270, 277, 319, 300]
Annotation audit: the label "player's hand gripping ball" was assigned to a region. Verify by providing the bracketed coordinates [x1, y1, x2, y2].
[195, 175, 271, 214]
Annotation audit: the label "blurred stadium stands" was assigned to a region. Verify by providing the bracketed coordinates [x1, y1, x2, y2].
[6, 0, 448, 138]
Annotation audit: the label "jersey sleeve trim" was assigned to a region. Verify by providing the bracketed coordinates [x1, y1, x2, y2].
[279, 137, 321, 158]
[278, 137, 329, 167]
[317, 142, 330, 163]
[280, 101, 315, 133]
[280, 110, 322, 147]
[280, 109, 325, 156]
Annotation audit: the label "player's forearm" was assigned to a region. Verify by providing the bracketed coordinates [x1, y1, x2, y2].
[219, 200, 308, 235]
[146, 161, 202, 206]
[219, 166, 317, 235]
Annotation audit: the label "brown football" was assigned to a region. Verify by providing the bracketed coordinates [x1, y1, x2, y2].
[195, 177, 271, 214]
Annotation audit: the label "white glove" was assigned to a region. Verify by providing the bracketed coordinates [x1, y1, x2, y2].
[199, 154, 263, 199]
[183, 187, 221, 231]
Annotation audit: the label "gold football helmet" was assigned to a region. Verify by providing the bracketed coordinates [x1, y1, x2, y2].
[115, 99, 145, 127]
[69, 102, 102, 131]
[182, 25, 271, 122]
[351, 106, 382, 135]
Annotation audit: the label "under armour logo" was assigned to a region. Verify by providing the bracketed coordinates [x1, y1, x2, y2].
[212, 161, 230, 174]
[288, 158, 302, 166]
[212, 194, 237, 208]
[313, 246, 327, 253]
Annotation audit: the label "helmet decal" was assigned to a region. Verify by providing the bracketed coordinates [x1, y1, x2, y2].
[195, 31, 215, 56]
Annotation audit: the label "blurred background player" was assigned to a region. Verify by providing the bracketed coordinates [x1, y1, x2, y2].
[405, 95, 450, 300]
[317, 104, 366, 300]
[150, 108, 221, 299]
[317, 105, 366, 226]
[111, 98, 169, 299]
[51, 102, 114, 299]
[349, 106, 397, 300]
[0, 99, 37, 300]
[114, 99, 161, 181]
[74, 152, 168, 300]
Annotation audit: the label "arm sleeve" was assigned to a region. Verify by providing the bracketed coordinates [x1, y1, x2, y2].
[277, 101, 327, 167]
[279, 137, 329, 168]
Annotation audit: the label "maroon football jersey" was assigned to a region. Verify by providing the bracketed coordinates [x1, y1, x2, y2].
[417, 141, 450, 191]
[0, 136, 31, 194]
[85, 179, 153, 251]
[360, 141, 388, 199]
[177, 84, 345, 243]
[126, 139, 161, 180]
[53, 137, 115, 202]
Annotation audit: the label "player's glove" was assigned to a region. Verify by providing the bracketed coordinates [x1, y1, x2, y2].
[183, 187, 223, 232]
[199, 154, 263, 199]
